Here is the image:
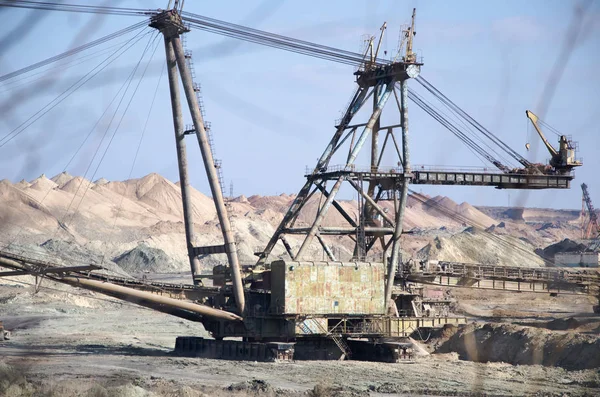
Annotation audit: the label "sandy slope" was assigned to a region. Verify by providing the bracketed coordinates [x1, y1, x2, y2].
[0, 173, 582, 274]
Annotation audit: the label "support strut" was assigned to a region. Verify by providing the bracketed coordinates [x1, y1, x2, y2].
[385, 80, 411, 305]
[171, 37, 245, 314]
[163, 36, 202, 282]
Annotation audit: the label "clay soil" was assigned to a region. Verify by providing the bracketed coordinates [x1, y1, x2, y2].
[1, 279, 599, 397]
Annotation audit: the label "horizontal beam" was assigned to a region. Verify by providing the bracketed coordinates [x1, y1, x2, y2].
[0, 264, 102, 276]
[310, 169, 573, 190]
[0, 270, 29, 277]
[42, 265, 103, 273]
[404, 261, 599, 288]
[283, 226, 395, 235]
[192, 245, 227, 256]
[408, 275, 589, 295]
[412, 170, 572, 190]
[379, 123, 402, 130]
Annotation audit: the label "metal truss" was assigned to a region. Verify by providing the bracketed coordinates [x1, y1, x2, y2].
[256, 61, 421, 302]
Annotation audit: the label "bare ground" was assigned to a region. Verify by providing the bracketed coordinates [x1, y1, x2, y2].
[1, 281, 599, 397]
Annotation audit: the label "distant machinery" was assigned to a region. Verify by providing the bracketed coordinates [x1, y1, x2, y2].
[526, 110, 582, 174]
[581, 183, 600, 251]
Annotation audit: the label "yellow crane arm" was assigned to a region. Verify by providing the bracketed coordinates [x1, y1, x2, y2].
[526, 110, 558, 157]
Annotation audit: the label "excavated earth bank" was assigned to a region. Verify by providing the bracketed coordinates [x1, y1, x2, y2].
[436, 322, 600, 370]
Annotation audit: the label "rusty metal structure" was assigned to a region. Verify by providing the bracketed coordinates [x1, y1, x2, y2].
[581, 183, 600, 244]
[0, 1, 598, 361]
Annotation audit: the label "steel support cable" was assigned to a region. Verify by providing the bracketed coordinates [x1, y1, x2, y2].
[407, 84, 518, 170]
[184, 22, 365, 67]
[49, 31, 158, 236]
[182, 17, 386, 67]
[182, 11, 389, 64]
[0, 38, 140, 93]
[408, 89, 510, 172]
[416, 76, 532, 168]
[181, 12, 390, 67]
[537, 118, 562, 137]
[0, 28, 152, 148]
[409, 86, 518, 170]
[2, 3, 385, 66]
[60, 33, 161, 234]
[101, 44, 166, 265]
[0, 20, 148, 83]
[1, 32, 159, 254]
[0, 1, 156, 16]
[408, 87, 508, 168]
[183, 27, 367, 67]
[416, 76, 513, 151]
[406, 188, 554, 266]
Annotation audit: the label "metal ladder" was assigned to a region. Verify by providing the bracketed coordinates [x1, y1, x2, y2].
[182, 42, 234, 228]
[314, 319, 351, 359]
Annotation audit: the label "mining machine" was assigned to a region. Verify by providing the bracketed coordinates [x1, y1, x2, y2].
[0, 3, 598, 361]
[581, 183, 600, 244]
[526, 110, 582, 174]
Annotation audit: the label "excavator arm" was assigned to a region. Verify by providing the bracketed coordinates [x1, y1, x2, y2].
[526, 110, 558, 158]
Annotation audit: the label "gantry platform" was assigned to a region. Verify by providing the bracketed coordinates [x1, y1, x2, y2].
[403, 261, 599, 295]
[307, 165, 573, 190]
[354, 61, 422, 87]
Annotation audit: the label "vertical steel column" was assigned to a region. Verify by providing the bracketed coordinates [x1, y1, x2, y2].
[365, 86, 381, 245]
[401, 80, 410, 174]
[170, 37, 245, 314]
[385, 80, 410, 305]
[164, 36, 202, 282]
[370, 85, 380, 171]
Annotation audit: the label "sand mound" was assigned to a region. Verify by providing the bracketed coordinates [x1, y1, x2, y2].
[15, 179, 31, 189]
[0, 180, 55, 217]
[93, 177, 109, 186]
[421, 196, 495, 228]
[231, 194, 249, 203]
[418, 227, 545, 267]
[40, 239, 129, 277]
[436, 322, 600, 370]
[51, 171, 74, 186]
[247, 194, 293, 211]
[113, 243, 183, 273]
[536, 239, 588, 261]
[59, 176, 95, 194]
[28, 174, 57, 191]
[1, 172, 580, 278]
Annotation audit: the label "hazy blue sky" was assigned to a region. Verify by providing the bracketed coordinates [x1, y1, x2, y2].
[0, 0, 598, 210]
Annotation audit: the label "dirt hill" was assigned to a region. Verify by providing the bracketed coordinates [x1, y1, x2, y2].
[0, 173, 579, 275]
